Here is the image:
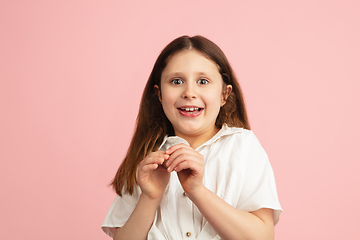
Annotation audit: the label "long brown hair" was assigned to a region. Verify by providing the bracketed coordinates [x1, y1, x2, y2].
[111, 35, 250, 196]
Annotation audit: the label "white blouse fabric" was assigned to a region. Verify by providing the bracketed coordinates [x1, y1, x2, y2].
[102, 125, 282, 239]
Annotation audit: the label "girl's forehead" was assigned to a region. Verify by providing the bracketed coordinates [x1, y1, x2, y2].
[161, 50, 221, 78]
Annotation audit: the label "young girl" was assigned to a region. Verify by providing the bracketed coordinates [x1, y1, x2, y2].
[102, 35, 282, 240]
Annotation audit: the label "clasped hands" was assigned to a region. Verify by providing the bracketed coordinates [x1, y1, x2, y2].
[137, 143, 204, 200]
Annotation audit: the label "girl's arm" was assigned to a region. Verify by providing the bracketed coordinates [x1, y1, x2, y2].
[113, 193, 161, 240]
[166, 144, 274, 240]
[187, 187, 274, 240]
[114, 151, 170, 240]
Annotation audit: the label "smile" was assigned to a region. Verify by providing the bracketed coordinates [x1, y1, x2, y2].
[177, 107, 203, 116]
[180, 107, 200, 112]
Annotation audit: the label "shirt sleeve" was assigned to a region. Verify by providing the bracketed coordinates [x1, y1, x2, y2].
[235, 131, 282, 225]
[101, 185, 167, 239]
[101, 187, 140, 238]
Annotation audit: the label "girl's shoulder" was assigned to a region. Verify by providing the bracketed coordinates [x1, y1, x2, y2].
[205, 125, 268, 162]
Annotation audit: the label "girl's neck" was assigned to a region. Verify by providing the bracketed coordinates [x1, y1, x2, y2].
[174, 126, 220, 149]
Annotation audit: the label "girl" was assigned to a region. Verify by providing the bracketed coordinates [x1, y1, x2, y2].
[102, 35, 282, 240]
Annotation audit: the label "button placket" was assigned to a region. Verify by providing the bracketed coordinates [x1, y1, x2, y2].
[178, 189, 195, 239]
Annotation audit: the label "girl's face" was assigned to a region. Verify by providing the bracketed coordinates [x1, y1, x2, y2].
[156, 49, 232, 147]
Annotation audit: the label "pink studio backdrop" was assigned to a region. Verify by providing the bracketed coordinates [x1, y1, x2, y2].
[1, 1, 359, 239]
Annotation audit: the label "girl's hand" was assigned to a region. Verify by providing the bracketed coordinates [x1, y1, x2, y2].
[138, 151, 171, 200]
[164, 144, 204, 196]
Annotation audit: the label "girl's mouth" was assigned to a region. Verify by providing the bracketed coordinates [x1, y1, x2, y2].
[177, 107, 203, 116]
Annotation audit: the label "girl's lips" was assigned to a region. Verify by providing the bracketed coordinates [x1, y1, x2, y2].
[177, 107, 203, 117]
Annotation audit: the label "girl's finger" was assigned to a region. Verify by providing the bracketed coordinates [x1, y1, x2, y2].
[165, 143, 189, 155]
[173, 160, 202, 173]
[140, 151, 168, 166]
[165, 147, 201, 168]
[140, 163, 159, 173]
[167, 153, 202, 172]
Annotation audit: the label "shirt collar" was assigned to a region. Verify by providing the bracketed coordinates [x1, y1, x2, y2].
[158, 124, 244, 151]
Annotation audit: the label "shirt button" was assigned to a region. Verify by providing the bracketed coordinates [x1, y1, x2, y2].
[186, 232, 191, 237]
[183, 192, 187, 197]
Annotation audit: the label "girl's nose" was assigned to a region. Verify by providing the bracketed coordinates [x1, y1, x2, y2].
[181, 83, 197, 99]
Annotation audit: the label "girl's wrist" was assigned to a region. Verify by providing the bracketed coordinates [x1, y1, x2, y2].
[140, 192, 163, 205]
[186, 185, 208, 203]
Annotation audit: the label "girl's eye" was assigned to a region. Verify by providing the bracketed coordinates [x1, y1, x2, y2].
[171, 78, 184, 85]
[197, 78, 209, 85]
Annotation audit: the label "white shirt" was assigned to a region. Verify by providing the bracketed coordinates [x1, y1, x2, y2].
[102, 125, 282, 239]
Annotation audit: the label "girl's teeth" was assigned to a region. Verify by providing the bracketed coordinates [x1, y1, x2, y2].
[183, 107, 198, 112]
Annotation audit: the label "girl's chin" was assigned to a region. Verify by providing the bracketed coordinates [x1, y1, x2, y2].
[173, 125, 215, 137]
[174, 126, 201, 136]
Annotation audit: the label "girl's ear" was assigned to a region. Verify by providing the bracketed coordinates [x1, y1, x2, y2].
[222, 85, 232, 106]
[154, 85, 162, 102]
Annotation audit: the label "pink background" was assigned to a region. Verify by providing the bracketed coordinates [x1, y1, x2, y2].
[1, 0, 359, 239]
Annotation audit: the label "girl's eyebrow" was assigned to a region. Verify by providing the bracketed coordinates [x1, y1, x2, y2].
[163, 71, 215, 79]
[163, 72, 183, 79]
